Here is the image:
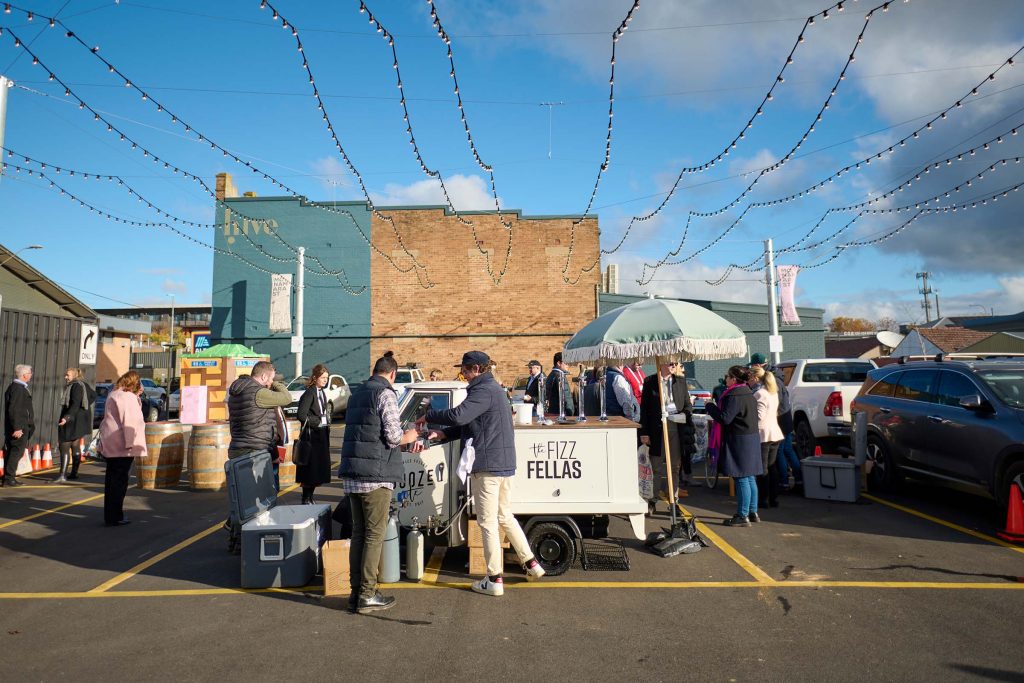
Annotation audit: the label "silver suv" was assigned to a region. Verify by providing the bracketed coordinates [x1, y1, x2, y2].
[851, 357, 1024, 509]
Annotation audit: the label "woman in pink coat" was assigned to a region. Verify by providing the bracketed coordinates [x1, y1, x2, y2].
[749, 365, 784, 510]
[99, 371, 148, 526]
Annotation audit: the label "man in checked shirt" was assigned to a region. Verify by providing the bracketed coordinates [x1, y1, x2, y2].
[339, 351, 423, 614]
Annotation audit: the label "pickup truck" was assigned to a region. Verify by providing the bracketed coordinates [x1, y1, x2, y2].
[393, 366, 425, 397]
[283, 374, 351, 420]
[776, 358, 876, 459]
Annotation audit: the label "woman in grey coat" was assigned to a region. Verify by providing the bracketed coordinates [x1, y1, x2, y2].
[705, 366, 763, 527]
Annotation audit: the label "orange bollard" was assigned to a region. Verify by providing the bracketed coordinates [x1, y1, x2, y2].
[42, 443, 53, 469]
[31, 444, 42, 471]
[997, 483, 1024, 544]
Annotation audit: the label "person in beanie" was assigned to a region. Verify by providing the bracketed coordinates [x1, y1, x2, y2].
[421, 351, 545, 596]
[339, 352, 423, 614]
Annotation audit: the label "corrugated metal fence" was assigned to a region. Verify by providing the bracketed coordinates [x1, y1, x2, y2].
[0, 308, 98, 452]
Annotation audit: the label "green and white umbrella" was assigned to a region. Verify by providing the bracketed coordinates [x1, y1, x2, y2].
[563, 297, 747, 365]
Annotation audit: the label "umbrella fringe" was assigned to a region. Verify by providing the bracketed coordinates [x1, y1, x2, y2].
[563, 337, 748, 364]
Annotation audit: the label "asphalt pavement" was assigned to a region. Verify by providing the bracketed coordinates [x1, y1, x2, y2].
[1, 427, 1022, 682]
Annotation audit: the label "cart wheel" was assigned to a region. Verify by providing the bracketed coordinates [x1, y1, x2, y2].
[704, 453, 719, 490]
[527, 522, 577, 576]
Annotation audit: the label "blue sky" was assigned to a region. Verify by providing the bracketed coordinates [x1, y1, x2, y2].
[1, 0, 1022, 324]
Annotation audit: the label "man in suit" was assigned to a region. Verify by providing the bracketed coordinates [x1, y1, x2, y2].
[523, 360, 543, 406]
[638, 358, 695, 506]
[3, 364, 36, 487]
[545, 352, 575, 418]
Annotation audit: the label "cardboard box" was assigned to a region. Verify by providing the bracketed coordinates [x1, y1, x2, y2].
[467, 518, 510, 549]
[322, 539, 351, 597]
[469, 546, 503, 576]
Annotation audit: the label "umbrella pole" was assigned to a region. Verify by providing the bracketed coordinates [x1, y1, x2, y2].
[657, 375, 678, 527]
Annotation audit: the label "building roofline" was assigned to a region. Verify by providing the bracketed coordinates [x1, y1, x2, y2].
[0, 243, 96, 319]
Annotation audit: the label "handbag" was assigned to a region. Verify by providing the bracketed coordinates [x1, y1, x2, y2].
[292, 435, 311, 466]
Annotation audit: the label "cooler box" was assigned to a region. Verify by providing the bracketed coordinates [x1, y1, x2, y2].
[801, 456, 859, 503]
[225, 451, 332, 588]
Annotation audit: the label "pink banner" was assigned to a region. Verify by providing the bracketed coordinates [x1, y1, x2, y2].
[777, 265, 801, 325]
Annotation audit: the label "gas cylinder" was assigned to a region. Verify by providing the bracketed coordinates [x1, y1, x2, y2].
[379, 510, 401, 584]
[405, 517, 424, 581]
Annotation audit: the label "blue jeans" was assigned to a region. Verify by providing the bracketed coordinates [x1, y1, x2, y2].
[736, 476, 758, 517]
[776, 433, 803, 486]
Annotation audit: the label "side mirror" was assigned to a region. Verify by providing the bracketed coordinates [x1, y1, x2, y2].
[958, 394, 990, 412]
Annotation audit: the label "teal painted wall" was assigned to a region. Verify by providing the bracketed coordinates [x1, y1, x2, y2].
[211, 197, 372, 383]
[599, 294, 826, 389]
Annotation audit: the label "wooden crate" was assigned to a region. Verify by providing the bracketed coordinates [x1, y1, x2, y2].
[467, 518, 510, 549]
[468, 546, 503, 576]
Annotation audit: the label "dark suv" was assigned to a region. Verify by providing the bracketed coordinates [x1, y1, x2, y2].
[851, 358, 1024, 508]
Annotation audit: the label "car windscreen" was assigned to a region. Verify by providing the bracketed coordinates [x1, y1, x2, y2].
[286, 377, 308, 391]
[513, 377, 530, 390]
[686, 378, 706, 391]
[977, 371, 1024, 408]
[801, 362, 874, 383]
[96, 385, 110, 397]
[395, 371, 414, 384]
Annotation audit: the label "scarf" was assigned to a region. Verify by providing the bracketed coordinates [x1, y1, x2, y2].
[61, 380, 87, 411]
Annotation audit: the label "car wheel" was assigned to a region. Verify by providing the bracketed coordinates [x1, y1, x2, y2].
[867, 435, 901, 492]
[794, 419, 816, 460]
[526, 522, 577, 577]
[997, 460, 1024, 511]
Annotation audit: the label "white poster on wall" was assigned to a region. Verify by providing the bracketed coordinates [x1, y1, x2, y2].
[269, 273, 292, 333]
[79, 324, 98, 365]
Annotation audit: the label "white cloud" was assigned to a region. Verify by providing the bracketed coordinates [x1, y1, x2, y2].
[309, 156, 352, 194]
[161, 278, 188, 295]
[370, 174, 501, 211]
[611, 253, 766, 304]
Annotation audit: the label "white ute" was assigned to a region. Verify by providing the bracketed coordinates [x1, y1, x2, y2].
[776, 358, 876, 459]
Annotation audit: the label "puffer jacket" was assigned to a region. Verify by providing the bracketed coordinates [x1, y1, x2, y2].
[426, 371, 516, 474]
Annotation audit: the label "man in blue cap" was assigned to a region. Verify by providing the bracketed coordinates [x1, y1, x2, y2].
[420, 351, 545, 596]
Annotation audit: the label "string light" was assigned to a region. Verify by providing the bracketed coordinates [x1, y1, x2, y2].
[637, 42, 1024, 285]
[0, 15, 433, 289]
[564, 0, 906, 284]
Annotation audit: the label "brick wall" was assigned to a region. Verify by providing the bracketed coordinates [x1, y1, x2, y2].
[369, 208, 601, 385]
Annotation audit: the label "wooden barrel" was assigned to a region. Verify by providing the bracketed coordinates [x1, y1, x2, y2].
[278, 461, 296, 487]
[188, 422, 231, 491]
[138, 422, 185, 489]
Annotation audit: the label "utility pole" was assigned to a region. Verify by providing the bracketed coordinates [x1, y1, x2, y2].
[933, 289, 941, 319]
[168, 294, 175, 390]
[294, 246, 305, 379]
[916, 272, 933, 323]
[0, 75, 10, 178]
[765, 239, 782, 365]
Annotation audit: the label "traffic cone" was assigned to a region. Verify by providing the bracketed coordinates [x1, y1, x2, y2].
[31, 444, 42, 471]
[42, 443, 53, 469]
[0, 449, 5, 478]
[79, 438, 86, 463]
[997, 483, 1024, 544]
[813, 445, 823, 457]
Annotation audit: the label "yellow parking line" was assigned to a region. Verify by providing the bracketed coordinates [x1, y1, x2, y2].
[863, 493, 1024, 555]
[0, 494, 104, 530]
[421, 546, 446, 584]
[676, 503, 776, 584]
[89, 481, 302, 593]
[3, 579, 1024, 600]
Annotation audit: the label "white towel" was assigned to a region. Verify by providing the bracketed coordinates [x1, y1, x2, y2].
[457, 438, 475, 484]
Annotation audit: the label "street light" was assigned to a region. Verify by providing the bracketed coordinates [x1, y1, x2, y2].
[167, 294, 175, 392]
[970, 304, 992, 317]
[0, 244, 43, 268]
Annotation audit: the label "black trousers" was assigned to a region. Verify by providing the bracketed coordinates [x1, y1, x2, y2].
[104, 457, 133, 524]
[58, 440, 81, 478]
[758, 441, 781, 506]
[3, 437, 28, 483]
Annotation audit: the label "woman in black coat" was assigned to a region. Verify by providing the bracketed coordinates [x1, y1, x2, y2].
[56, 368, 93, 482]
[295, 364, 333, 504]
[638, 359, 695, 507]
[705, 366, 763, 527]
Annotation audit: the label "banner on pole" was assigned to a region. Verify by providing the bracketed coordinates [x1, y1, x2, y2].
[777, 265, 801, 326]
[269, 273, 292, 333]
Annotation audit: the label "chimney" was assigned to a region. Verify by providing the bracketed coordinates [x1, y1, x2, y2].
[215, 172, 238, 201]
[604, 264, 619, 294]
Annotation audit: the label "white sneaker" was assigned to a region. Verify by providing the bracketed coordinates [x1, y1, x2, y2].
[471, 577, 504, 596]
[524, 560, 545, 581]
